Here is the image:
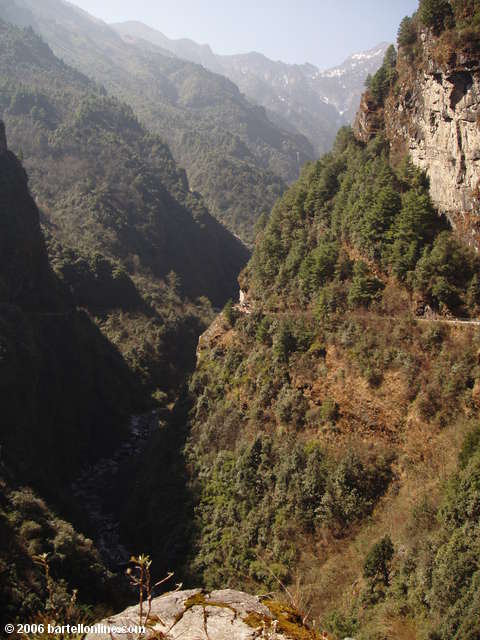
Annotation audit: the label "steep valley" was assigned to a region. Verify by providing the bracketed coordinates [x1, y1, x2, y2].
[1, 1, 480, 639]
[0, 0, 315, 246]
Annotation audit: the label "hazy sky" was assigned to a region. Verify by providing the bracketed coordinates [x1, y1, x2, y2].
[70, 0, 419, 70]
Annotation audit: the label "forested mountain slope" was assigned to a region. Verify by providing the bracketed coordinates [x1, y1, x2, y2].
[0, 124, 138, 620]
[0, 19, 252, 397]
[0, 0, 315, 245]
[0, 19, 248, 305]
[113, 20, 388, 156]
[185, 134, 480, 640]
[179, 4, 480, 638]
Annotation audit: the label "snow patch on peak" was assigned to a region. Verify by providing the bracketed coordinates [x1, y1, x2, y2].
[351, 47, 385, 61]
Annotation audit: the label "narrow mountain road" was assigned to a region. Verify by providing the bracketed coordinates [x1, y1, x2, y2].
[70, 412, 159, 568]
[235, 292, 480, 328]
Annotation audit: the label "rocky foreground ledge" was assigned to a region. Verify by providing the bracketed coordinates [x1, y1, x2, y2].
[85, 588, 327, 639]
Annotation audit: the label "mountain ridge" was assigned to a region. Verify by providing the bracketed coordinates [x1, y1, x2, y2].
[112, 19, 389, 154]
[0, 0, 315, 245]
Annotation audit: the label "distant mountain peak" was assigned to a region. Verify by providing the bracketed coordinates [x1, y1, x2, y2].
[321, 42, 390, 77]
[112, 21, 388, 155]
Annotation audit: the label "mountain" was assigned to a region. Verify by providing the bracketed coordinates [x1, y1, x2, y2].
[112, 20, 388, 155]
[0, 121, 145, 619]
[0, 17, 250, 303]
[163, 4, 480, 639]
[0, 17, 253, 404]
[0, 0, 315, 246]
[4, 1, 480, 638]
[355, 17, 480, 251]
[313, 43, 391, 121]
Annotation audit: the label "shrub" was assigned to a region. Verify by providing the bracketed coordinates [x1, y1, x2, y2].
[223, 299, 237, 327]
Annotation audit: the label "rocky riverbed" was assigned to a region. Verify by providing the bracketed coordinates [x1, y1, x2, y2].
[70, 411, 159, 568]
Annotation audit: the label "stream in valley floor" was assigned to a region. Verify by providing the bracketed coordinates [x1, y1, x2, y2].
[70, 411, 159, 568]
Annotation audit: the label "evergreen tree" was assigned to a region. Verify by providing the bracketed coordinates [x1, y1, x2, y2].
[397, 16, 417, 46]
[390, 190, 440, 279]
[273, 322, 295, 363]
[368, 45, 397, 105]
[348, 261, 384, 308]
[364, 535, 395, 588]
[360, 186, 402, 260]
[419, 0, 455, 33]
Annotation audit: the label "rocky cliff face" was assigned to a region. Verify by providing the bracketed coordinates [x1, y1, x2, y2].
[385, 33, 480, 249]
[353, 93, 384, 143]
[353, 30, 480, 250]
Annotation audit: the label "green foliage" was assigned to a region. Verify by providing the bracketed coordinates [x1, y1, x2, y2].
[223, 299, 237, 327]
[273, 322, 296, 363]
[324, 610, 359, 638]
[315, 281, 347, 320]
[363, 535, 394, 586]
[366, 45, 397, 105]
[317, 453, 392, 533]
[360, 424, 480, 639]
[318, 398, 339, 424]
[275, 384, 308, 429]
[187, 435, 390, 589]
[299, 240, 339, 299]
[397, 16, 418, 47]
[0, 3, 316, 246]
[459, 425, 480, 469]
[0, 20, 248, 308]
[413, 231, 477, 312]
[347, 262, 384, 308]
[247, 126, 474, 316]
[256, 316, 272, 344]
[184, 97, 480, 635]
[419, 0, 455, 33]
[0, 481, 120, 622]
[390, 189, 446, 281]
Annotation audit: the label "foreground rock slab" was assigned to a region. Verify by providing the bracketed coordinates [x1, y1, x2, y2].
[85, 588, 317, 639]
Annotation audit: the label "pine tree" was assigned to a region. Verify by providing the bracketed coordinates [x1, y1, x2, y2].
[364, 535, 395, 588]
[397, 16, 417, 47]
[419, 0, 454, 33]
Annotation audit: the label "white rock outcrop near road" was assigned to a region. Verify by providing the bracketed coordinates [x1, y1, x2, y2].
[85, 589, 307, 639]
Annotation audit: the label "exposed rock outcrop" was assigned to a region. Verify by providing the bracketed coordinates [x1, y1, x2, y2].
[85, 589, 315, 639]
[384, 33, 480, 249]
[353, 93, 384, 143]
